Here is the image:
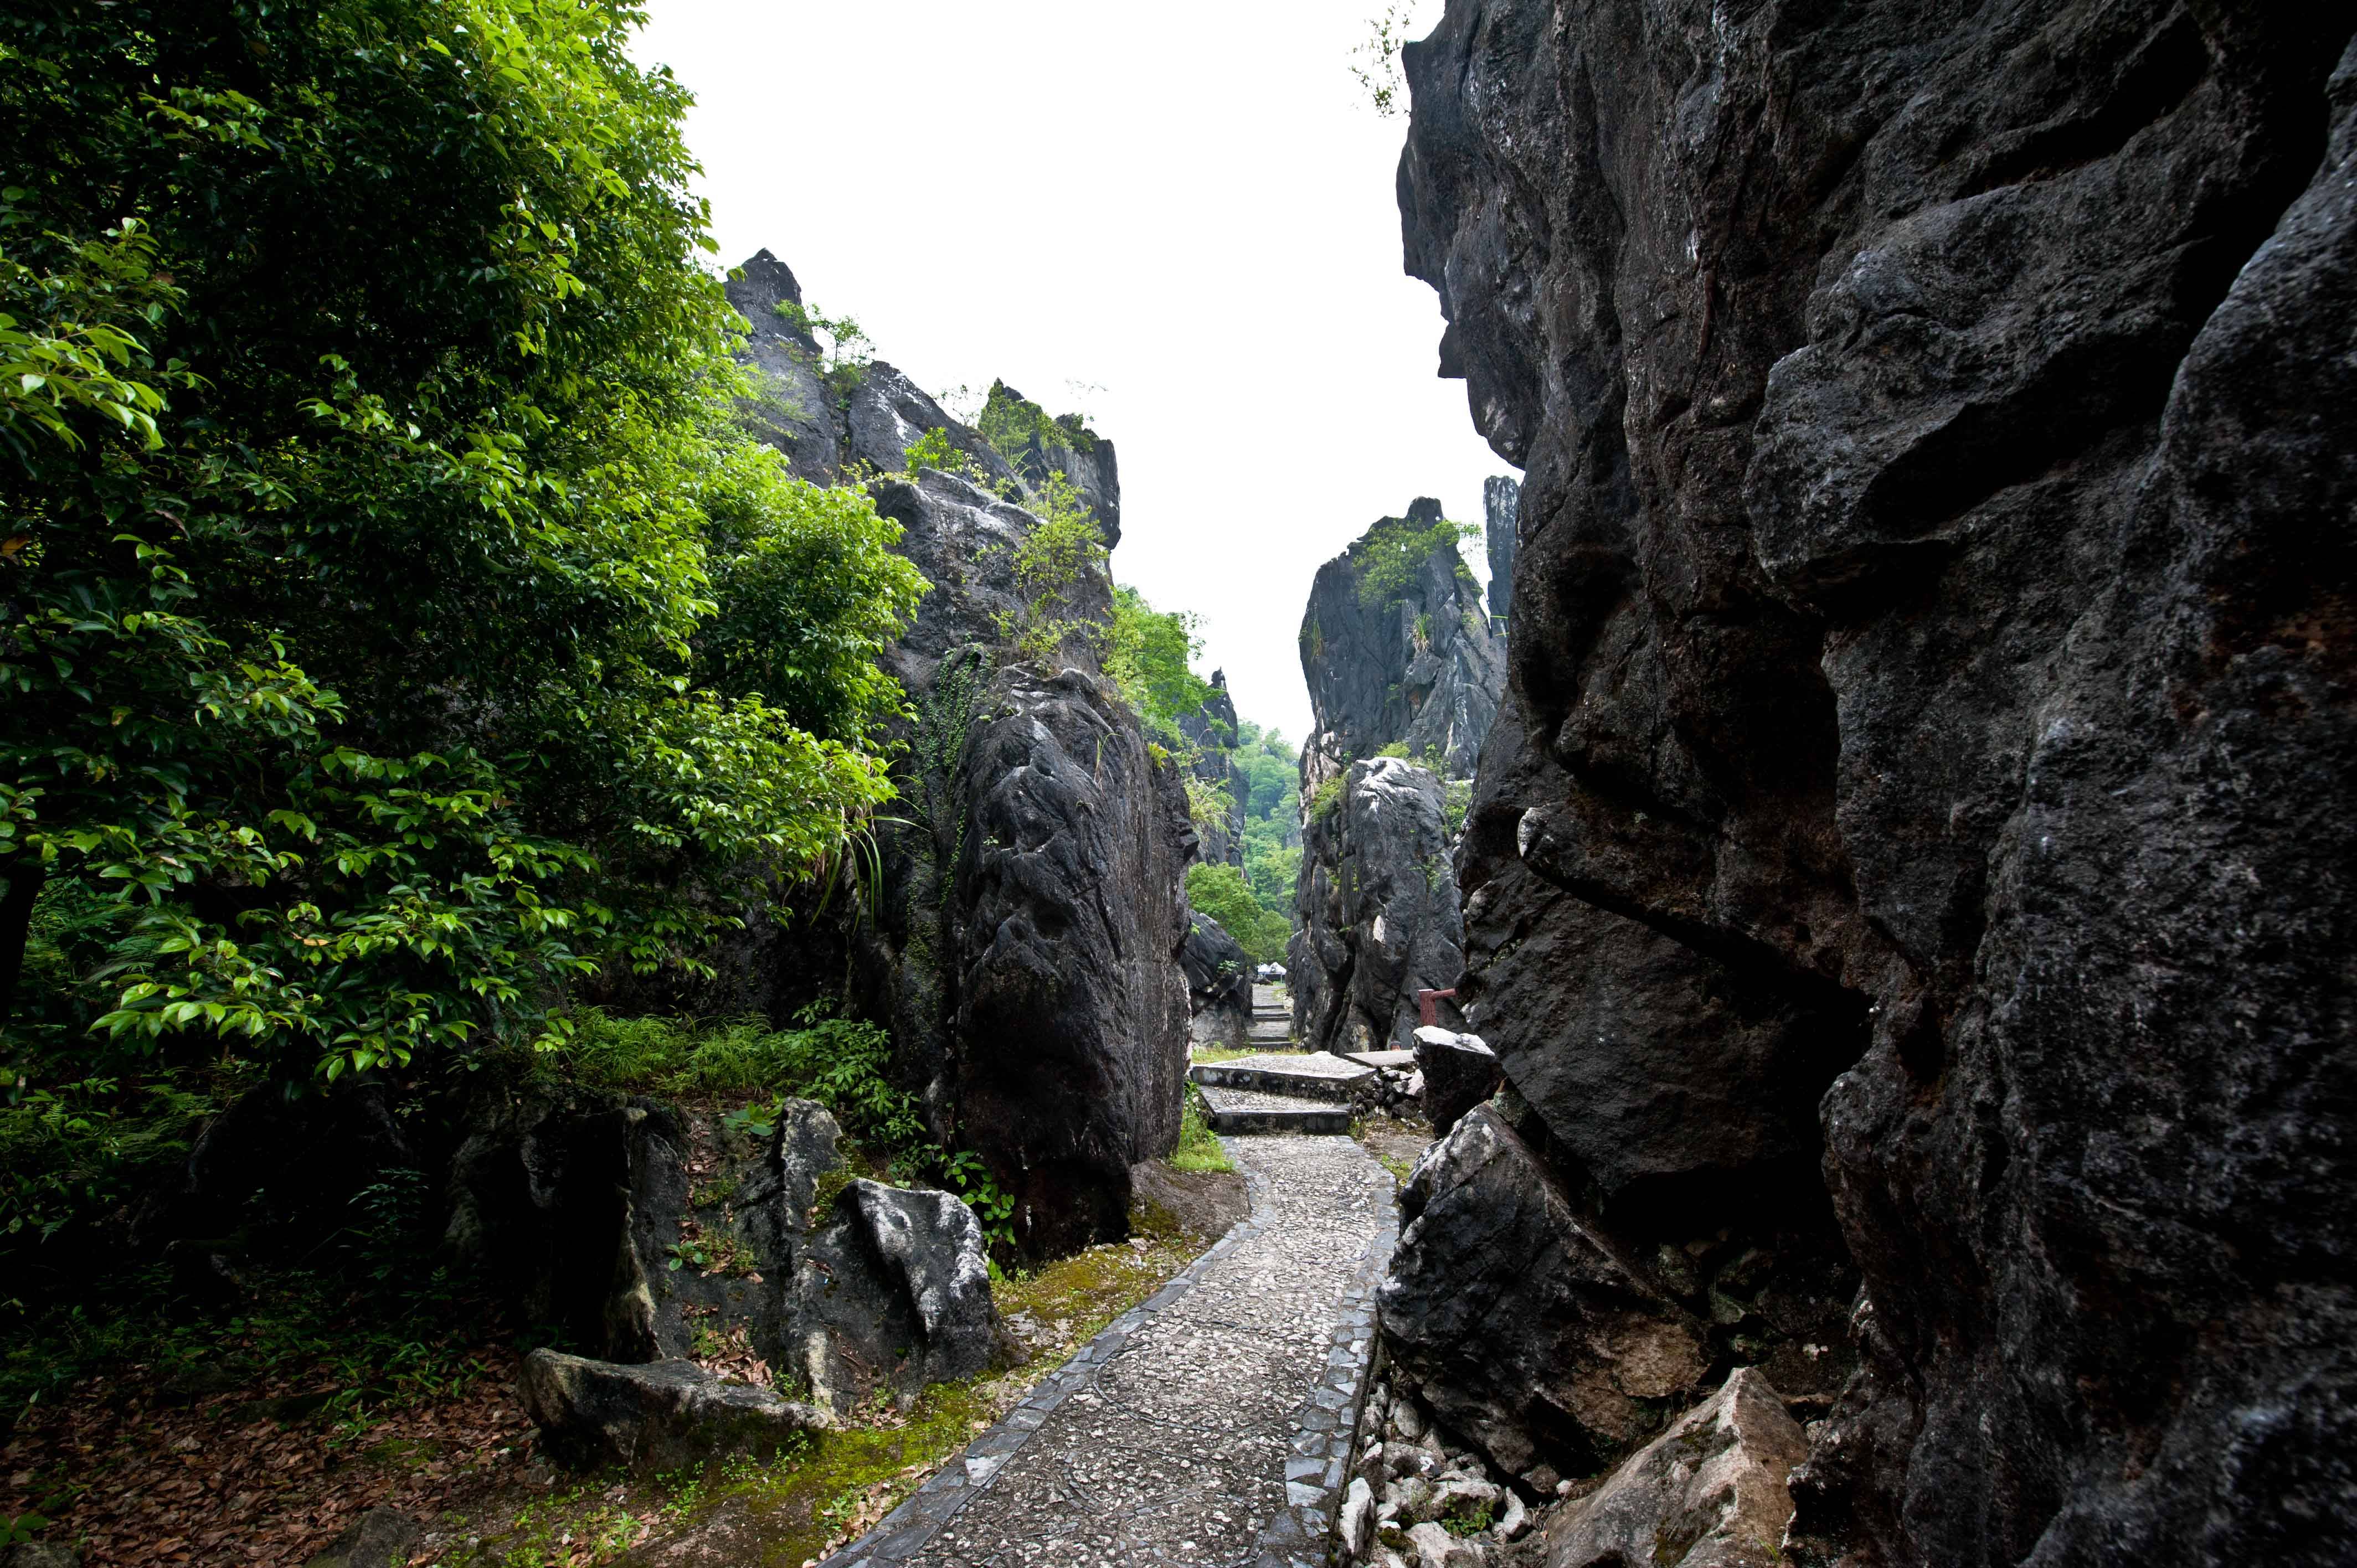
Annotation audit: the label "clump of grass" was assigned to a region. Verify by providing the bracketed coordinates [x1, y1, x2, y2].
[1170, 1085, 1234, 1174]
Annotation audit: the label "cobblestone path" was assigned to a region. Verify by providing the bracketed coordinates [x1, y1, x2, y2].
[826, 1134, 1396, 1568]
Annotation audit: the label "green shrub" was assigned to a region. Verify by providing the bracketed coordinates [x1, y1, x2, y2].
[1354, 514, 1480, 608]
[1170, 1085, 1234, 1174]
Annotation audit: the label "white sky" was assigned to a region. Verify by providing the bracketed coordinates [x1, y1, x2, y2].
[632, 0, 1507, 744]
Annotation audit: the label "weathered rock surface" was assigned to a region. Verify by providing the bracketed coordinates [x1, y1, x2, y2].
[1179, 669, 1250, 868]
[724, 251, 1192, 1259]
[721, 250, 840, 481]
[1291, 757, 1465, 1055]
[1300, 498, 1503, 792]
[1411, 1025, 1499, 1137]
[780, 1179, 1000, 1414]
[1181, 909, 1253, 1049]
[1542, 1369, 1809, 1568]
[1379, 1106, 1711, 1479]
[520, 1348, 825, 1473]
[1400, 6, 2357, 1565]
[298, 1507, 421, 1568]
[1481, 476, 1517, 632]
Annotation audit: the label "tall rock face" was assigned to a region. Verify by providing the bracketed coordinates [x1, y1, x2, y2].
[727, 254, 1190, 1259]
[1289, 757, 1465, 1055]
[1481, 475, 1517, 632]
[1299, 498, 1504, 794]
[1399, 7, 2357, 1567]
[1178, 670, 1249, 868]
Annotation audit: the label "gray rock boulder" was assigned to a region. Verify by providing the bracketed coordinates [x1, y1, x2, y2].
[520, 1348, 825, 1473]
[299, 1508, 420, 1568]
[1540, 1368, 1808, 1568]
[1182, 911, 1253, 1049]
[1291, 757, 1465, 1055]
[441, 1082, 685, 1363]
[1411, 1026, 1499, 1137]
[1402, 5, 2357, 1564]
[775, 1179, 1000, 1415]
[4, 1547, 81, 1568]
[1378, 1106, 1710, 1479]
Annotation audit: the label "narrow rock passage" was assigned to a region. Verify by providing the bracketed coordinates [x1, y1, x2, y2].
[827, 1135, 1396, 1568]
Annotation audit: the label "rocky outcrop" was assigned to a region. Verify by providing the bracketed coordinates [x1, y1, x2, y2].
[447, 1087, 999, 1417]
[722, 251, 841, 481]
[1181, 911, 1253, 1048]
[1540, 1369, 1810, 1568]
[780, 1179, 1001, 1412]
[1481, 476, 1516, 632]
[520, 1349, 825, 1473]
[1398, 6, 2357, 1565]
[1380, 1105, 1713, 1482]
[1179, 670, 1249, 868]
[726, 252, 1192, 1258]
[1290, 757, 1465, 1055]
[1299, 498, 1503, 792]
[1411, 1026, 1499, 1137]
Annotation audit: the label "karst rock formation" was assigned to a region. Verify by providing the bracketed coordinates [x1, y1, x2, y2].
[1389, 3, 2357, 1565]
[1291, 504, 1504, 1051]
[728, 251, 1194, 1258]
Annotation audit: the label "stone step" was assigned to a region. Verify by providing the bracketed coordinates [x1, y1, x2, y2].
[1341, 1049, 1416, 1071]
[1190, 1051, 1375, 1105]
[1194, 1083, 1353, 1135]
[1247, 1022, 1293, 1043]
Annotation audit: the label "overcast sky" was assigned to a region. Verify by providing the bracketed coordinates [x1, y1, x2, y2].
[631, 0, 1504, 745]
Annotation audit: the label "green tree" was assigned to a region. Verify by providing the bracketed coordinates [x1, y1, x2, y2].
[1185, 862, 1290, 967]
[1104, 586, 1213, 748]
[0, 0, 927, 1078]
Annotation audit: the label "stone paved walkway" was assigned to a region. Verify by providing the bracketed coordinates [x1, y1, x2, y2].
[824, 1135, 1395, 1568]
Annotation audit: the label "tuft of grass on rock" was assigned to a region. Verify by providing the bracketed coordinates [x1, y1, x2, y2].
[1169, 1085, 1236, 1174]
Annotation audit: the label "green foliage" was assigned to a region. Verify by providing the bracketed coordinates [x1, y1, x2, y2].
[1310, 773, 1346, 822]
[1105, 586, 1214, 746]
[564, 1005, 927, 1153]
[558, 1006, 1018, 1253]
[1444, 777, 1474, 838]
[1170, 1084, 1235, 1174]
[1182, 773, 1236, 836]
[977, 380, 1095, 461]
[0, 0, 927, 1079]
[1354, 514, 1479, 609]
[1186, 863, 1291, 966]
[996, 471, 1108, 663]
[902, 425, 965, 477]
[1351, 2, 1420, 117]
[772, 298, 872, 403]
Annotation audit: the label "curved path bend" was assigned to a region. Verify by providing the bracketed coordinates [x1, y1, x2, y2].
[824, 1134, 1396, 1568]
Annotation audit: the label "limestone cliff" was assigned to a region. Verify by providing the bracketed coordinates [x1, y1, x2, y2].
[724, 252, 1191, 1258]
[1298, 499, 1504, 796]
[1391, 4, 2357, 1565]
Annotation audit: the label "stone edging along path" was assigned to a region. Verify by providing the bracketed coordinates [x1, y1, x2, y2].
[820, 1133, 1398, 1568]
